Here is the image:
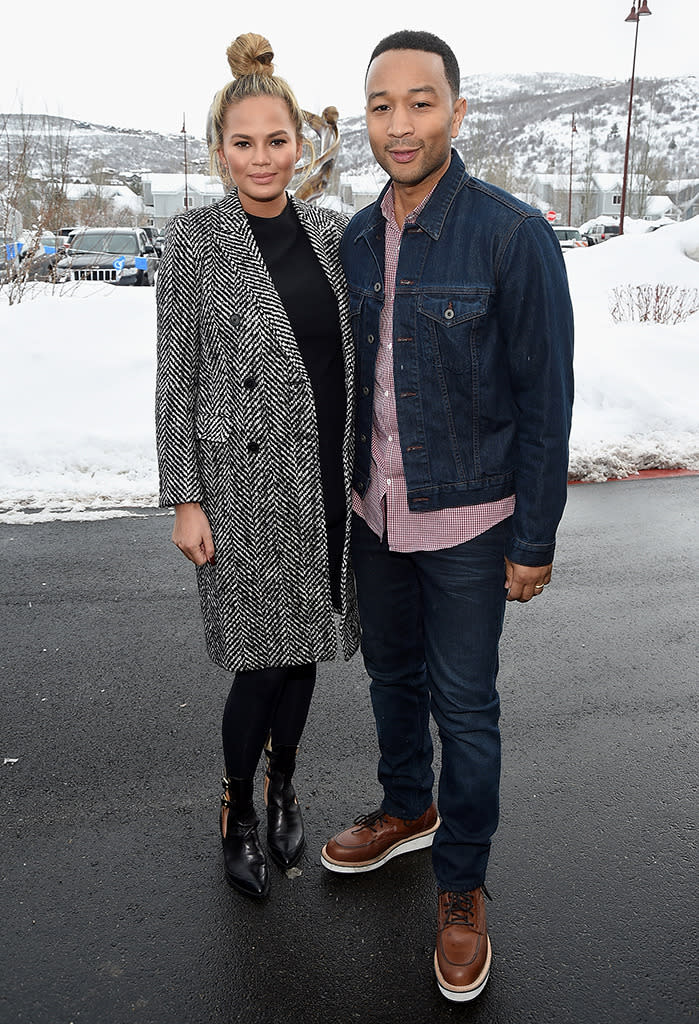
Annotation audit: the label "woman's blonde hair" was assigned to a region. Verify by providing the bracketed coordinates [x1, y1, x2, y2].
[207, 32, 306, 180]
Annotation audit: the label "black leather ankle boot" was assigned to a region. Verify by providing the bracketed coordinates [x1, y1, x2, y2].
[220, 775, 269, 898]
[264, 746, 305, 869]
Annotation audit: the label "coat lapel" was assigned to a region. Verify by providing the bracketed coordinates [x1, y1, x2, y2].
[211, 189, 301, 370]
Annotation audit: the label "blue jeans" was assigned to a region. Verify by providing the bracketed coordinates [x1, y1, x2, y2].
[351, 512, 509, 891]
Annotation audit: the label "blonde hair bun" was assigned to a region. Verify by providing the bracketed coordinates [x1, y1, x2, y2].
[226, 33, 275, 79]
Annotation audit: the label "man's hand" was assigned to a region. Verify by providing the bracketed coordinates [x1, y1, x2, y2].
[504, 557, 552, 603]
[172, 502, 215, 566]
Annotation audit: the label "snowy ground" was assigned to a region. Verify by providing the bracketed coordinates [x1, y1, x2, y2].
[1, 218, 697, 523]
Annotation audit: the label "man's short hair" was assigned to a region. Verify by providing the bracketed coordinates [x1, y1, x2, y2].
[367, 30, 461, 99]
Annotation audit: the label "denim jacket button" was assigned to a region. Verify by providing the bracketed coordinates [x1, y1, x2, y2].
[374, 282, 381, 292]
[368, 334, 375, 344]
[360, 433, 367, 442]
[444, 308, 455, 320]
[362, 386, 370, 396]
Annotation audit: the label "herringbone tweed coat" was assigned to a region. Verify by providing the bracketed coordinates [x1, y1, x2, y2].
[155, 188, 360, 672]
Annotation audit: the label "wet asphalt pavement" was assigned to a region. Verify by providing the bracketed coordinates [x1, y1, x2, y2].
[1, 476, 697, 1024]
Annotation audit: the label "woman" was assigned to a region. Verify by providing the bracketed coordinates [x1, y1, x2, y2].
[155, 32, 359, 899]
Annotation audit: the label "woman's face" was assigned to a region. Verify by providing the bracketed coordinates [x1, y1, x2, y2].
[219, 95, 303, 217]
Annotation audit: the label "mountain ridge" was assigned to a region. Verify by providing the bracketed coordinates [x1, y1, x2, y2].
[2, 72, 697, 188]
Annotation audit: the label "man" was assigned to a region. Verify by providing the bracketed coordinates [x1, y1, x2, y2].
[320, 30, 574, 1002]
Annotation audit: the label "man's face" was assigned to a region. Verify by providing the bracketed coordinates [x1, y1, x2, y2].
[365, 48, 466, 190]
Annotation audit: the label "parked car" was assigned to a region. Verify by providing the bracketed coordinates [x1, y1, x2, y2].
[57, 227, 158, 286]
[141, 225, 164, 257]
[56, 226, 81, 249]
[0, 236, 21, 281]
[586, 222, 620, 243]
[552, 225, 588, 250]
[18, 232, 62, 282]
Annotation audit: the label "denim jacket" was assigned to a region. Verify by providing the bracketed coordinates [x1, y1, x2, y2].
[341, 151, 574, 567]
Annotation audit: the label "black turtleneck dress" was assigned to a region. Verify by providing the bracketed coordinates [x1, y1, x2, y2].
[245, 201, 346, 607]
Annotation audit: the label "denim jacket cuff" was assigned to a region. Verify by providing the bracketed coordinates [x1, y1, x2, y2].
[505, 537, 556, 567]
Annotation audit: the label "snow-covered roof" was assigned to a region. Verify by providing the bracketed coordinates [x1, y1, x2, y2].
[645, 195, 676, 218]
[142, 174, 224, 197]
[340, 170, 386, 194]
[532, 173, 585, 191]
[591, 173, 624, 192]
[666, 178, 699, 192]
[64, 183, 143, 212]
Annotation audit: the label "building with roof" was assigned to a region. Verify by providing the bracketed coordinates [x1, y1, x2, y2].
[141, 174, 225, 227]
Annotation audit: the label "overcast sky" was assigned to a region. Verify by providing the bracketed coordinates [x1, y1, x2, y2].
[4, 0, 696, 137]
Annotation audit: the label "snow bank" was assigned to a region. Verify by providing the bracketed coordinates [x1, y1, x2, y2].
[0, 283, 158, 520]
[0, 218, 697, 521]
[564, 216, 699, 481]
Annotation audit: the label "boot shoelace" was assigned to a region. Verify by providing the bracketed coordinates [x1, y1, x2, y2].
[439, 885, 493, 927]
[352, 807, 424, 832]
[442, 890, 476, 927]
[352, 808, 388, 832]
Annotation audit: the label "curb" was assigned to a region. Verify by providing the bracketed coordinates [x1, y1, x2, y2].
[569, 468, 699, 485]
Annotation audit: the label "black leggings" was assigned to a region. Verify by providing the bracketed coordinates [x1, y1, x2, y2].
[222, 663, 317, 779]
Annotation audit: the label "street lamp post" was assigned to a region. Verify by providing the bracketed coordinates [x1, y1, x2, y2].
[567, 112, 577, 225]
[619, 0, 652, 236]
[181, 114, 190, 211]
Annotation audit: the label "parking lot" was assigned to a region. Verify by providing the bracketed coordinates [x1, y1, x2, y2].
[1, 475, 696, 1024]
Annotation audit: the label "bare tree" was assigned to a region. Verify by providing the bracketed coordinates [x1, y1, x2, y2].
[0, 111, 72, 302]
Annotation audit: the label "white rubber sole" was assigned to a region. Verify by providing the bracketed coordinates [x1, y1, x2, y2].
[320, 822, 439, 874]
[434, 936, 492, 1002]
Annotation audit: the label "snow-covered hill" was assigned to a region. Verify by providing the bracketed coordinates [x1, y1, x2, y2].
[3, 72, 697, 187]
[339, 73, 699, 189]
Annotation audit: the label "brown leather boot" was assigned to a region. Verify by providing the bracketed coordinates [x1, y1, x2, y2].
[320, 804, 439, 873]
[434, 887, 492, 1001]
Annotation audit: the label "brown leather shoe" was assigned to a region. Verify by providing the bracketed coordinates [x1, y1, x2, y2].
[320, 804, 439, 873]
[434, 887, 492, 1001]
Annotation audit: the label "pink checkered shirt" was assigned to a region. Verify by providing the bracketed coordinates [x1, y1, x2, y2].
[352, 184, 515, 553]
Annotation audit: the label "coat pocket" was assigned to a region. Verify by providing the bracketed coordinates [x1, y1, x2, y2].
[418, 292, 490, 373]
[195, 413, 232, 442]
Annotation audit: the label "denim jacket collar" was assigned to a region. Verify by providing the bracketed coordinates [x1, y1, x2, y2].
[354, 150, 469, 243]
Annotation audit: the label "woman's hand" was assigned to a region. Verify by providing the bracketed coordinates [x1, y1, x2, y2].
[172, 503, 215, 566]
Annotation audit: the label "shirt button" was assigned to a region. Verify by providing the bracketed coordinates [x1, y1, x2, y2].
[388, 435, 393, 442]
[384, 390, 389, 397]
[374, 282, 381, 292]
[387, 478, 392, 486]
[247, 441, 259, 454]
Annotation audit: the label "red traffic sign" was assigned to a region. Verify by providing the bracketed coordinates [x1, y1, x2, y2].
[546, 210, 557, 222]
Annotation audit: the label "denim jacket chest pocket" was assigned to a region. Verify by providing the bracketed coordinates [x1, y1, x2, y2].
[417, 291, 491, 373]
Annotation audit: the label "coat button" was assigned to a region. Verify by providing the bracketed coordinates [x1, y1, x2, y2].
[367, 334, 375, 344]
[243, 376, 256, 390]
[362, 386, 370, 396]
[247, 441, 259, 454]
[230, 313, 241, 326]
[374, 282, 381, 292]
